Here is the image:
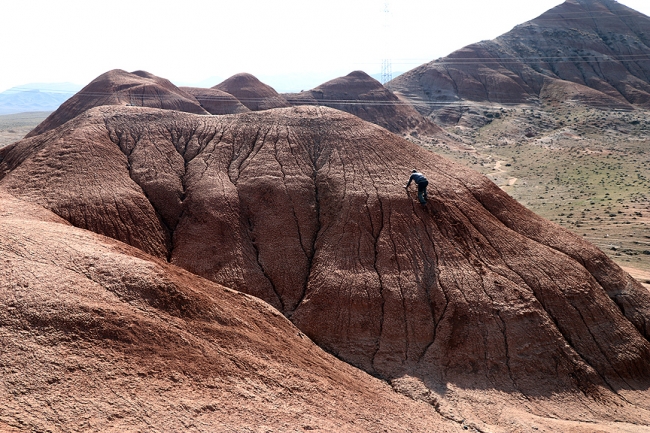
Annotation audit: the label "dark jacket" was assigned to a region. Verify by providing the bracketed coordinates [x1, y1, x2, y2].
[406, 172, 428, 187]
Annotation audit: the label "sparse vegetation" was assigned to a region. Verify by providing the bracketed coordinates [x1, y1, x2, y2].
[0, 112, 50, 148]
[415, 104, 650, 271]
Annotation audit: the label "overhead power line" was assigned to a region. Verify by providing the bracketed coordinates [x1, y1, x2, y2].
[5, 50, 650, 95]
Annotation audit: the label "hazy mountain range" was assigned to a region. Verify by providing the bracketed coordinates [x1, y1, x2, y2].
[0, 83, 81, 115]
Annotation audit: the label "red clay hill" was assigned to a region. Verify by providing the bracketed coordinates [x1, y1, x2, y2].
[27, 69, 208, 137]
[389, 0, 650, 122]
[180, 86, 250, 115]
[0, 189, 464, 432]
[213, 72, 291, 111]
[284, 70, 441, 136]
[2, 104, 650, 430]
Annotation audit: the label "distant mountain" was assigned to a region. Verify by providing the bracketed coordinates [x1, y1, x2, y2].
[0, 83, 81, 115]
[180, 86, 250, 115]
[213, 73, 291, 111]
[8, 82, 81, 93]
[389, 0, 650, 122]
[284, 70, 441, 136]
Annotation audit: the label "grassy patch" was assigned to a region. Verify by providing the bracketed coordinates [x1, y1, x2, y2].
[415, 104, 650, 271]
[0, 111, 50, 148]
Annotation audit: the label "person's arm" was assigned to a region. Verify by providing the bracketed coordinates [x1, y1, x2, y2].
[405, 174, 413, 188]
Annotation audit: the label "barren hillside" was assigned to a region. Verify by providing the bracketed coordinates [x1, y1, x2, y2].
[0, 189, 467, 432]
[2, 105, 649, 430]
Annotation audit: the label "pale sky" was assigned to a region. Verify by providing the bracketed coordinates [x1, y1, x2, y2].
[1, 0, 649, 93]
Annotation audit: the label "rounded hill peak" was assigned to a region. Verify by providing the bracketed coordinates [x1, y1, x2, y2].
[285, 71, 441, 136]
[345, 70, 374, 80]
[313, 70, 383, 94]
[213, 73, 290, 111]
[218, 72, 262, 84]
[130, 70, 159, 79]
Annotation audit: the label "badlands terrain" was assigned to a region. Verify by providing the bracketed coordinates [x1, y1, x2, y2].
[2, 92, 650, 432]
[1, 0, 650, 431]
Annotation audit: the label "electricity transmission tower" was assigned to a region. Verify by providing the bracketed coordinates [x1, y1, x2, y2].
[381, 59, 392, 85]
[380, 2, 393, 85]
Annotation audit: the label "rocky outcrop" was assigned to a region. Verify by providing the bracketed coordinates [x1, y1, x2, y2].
[2, 105, 650, 428]
[284, 70, 441, 136]
[26, 69, 208, 137]
[0, 189, 464, 432]
[213, 73, 290, 111]
[180, 86, 250, 115]
[389, 0, 650, 119]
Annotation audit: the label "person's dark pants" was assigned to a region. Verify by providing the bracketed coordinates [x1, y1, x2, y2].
[417, 180, 428, 204]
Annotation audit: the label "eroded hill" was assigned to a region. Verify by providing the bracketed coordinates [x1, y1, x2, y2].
[180, 86, 251, 115]
[2, 105, 649, 430]
[284, 70, 441, 136]
[389, 0, 650, 124]
[213, 73, 291, 111]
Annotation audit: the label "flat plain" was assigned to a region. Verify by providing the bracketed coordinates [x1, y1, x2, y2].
[412, 103, 650, 274]
[0, 112, 50, 148]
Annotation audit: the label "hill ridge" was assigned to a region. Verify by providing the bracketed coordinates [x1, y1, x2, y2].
[25, 69, 209, 137]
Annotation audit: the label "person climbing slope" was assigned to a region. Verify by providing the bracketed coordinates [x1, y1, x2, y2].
[404, 169, 428, 205]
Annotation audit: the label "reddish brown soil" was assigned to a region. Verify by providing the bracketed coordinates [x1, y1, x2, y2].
[389, 0, 650, 119]
[0, 189, 465, 432]
[180, 86, 250, 115]
[284, 70, 441, 136]
[26, 69, 208, 137]
[2, 105, 650, 430]
[213, 73, 290, 111]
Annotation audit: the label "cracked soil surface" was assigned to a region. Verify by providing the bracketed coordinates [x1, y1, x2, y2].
[1, 105, 650, 430]
[0, 190, 467, 432]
